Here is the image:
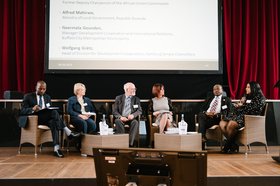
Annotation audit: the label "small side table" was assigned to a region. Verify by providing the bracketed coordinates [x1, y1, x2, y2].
[154, 133, 202, 151]
[81, 134, 129, 156]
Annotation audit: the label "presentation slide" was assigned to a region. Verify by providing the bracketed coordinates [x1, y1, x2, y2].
[47, 0, 220, 72]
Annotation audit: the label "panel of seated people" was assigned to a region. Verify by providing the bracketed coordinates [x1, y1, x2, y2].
[1, 98, 279, 150]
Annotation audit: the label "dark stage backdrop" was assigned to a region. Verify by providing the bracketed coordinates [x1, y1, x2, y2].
[0, 0, 279, 99]
[45, 74, 223, 99]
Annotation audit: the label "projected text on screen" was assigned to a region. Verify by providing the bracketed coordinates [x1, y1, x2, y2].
[47, 0, 220, 72]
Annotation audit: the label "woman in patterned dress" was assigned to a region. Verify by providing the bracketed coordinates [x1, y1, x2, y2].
[219, 81, 266, 153]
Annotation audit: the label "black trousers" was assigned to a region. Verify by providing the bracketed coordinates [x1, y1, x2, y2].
[198, 112, 221, 135]
[114, 119, 139, 146]
[37, 109, 66, 146]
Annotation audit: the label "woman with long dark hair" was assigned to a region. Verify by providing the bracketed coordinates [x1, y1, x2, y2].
[219, 81, 266, 153]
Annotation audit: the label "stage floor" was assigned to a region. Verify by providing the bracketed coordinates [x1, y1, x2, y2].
[0, 146, 279, 185]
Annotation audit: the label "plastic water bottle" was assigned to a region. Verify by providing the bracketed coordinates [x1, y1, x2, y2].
[178, 114, 188, 135]
[99, 114, 108, 135]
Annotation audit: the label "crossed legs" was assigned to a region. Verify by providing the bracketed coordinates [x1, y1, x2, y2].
[219, 120, 239, 153]
[159, 113, 172, 134]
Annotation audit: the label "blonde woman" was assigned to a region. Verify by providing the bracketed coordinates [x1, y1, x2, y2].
[67, 83, 96, 134]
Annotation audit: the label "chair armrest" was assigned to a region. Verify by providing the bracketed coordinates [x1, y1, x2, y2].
[109, 114, 114, 128]
[242, 114, 267, 146]
[27, 115, 38, 126]
[63, 114, 76, 128]
[63, 114, 70, 125]
[244, 115, 266, 129]
[194, 114, 199, 132]
[38, 125, 50, 130]
[147, 114, 153, 127]
[175, 114, 178, 126]
[195, 114, 198, 123]
[91, 114, 96, 122]
[244, 115, 265, 119]
[209, 125, 220, 130]
[26, 115, 39, 130]
[27, 115, 38, 124]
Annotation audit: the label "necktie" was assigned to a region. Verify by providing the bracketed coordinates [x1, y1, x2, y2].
[39, 96, 43, 108]
[122, 96, 131, 117]
[210, 96, 218, 112]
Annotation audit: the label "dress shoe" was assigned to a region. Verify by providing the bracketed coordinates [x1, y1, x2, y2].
[54, 149, 64, 158]
[221, 141, 231, 154]
[68, 132, 81, 140]
[221, 146, 230, 154]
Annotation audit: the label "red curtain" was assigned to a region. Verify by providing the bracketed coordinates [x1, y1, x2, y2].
[0, 0, 279, 99]
[223, 0, 279, 99]
[0, 0, 45, 97]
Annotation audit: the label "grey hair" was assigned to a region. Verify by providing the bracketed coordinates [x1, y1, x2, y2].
[74, 83, 86, 95]
[123, 82, 134, 91]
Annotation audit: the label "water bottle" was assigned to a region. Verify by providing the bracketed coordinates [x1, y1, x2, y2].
[178, 114, 188, 135]
[99, 114, 109, 135]
[102, 114, 106, 123]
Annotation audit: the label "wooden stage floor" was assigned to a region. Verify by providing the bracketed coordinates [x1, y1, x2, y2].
[0, 146, 279, 186]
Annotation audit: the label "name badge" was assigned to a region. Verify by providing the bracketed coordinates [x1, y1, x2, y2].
[83, 103, 88, 106]
[46, 103, 50, 107]
[133, 104, 139, 109]
[222, 105, 228, 110]
[246, 100, 252, 103]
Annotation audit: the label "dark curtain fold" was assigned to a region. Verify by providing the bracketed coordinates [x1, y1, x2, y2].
[223, 0, 279, 99]
[0, 0, 45, 96]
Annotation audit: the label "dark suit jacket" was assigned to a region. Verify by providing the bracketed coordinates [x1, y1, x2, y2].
[18, 92, 52, 128]
[112, 94, 142, 119]
[67, 96, 96, 118]
[200, 95, 233, 117]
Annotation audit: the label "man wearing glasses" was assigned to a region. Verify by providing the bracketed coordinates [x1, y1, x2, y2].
[112, 82, 142, 147]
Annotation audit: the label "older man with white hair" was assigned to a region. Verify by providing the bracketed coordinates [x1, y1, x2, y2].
[113, 82, 142, 147]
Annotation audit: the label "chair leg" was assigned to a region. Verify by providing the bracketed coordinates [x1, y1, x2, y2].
[219, 141, 223, 150]
[18, 144, 22, 154]
[265, 144, 269, 154]
[61, 130, 64, 149]
[245, 145, 248, 155]
[40, 144, 43, 152]
[248, 145, 252, 152]
[34, 145, 38, 157]
[67, 139, 70, 152]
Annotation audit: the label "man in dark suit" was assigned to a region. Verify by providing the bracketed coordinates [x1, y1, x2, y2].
[112, 82, 142, 147]
[19, 80, 80, 158]
[198, 84, 233, 144]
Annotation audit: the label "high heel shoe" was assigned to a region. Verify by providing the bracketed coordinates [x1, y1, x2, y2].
[221, 142, 231, 153]
[229, 143, 239, 153]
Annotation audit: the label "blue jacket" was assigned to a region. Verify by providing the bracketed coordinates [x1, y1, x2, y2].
[67, 96, 96, 117]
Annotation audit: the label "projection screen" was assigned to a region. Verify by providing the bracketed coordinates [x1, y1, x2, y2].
[45, 0, 223, 74]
